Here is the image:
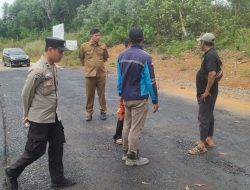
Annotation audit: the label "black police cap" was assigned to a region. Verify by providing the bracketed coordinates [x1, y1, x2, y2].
[45, 37, 69, 51]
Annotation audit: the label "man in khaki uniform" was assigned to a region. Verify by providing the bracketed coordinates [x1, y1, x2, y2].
[5, 37, 76, 189]
[79, 28, 109, 121]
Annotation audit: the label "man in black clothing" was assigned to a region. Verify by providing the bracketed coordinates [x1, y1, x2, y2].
[188, 33, 222, 155]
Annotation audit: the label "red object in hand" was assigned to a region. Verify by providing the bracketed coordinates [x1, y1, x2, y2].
[116, 98, 125, 120]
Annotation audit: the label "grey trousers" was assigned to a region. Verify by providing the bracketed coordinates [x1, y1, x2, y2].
[122, 99, 149, 153]
[198, 92, 218, 141]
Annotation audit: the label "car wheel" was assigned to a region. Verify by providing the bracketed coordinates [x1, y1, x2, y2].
[3, 62, 6, 66]
[27, 64, 30, 67]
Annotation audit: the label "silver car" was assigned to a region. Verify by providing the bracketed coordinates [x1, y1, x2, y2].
[3, 48, 30, 67]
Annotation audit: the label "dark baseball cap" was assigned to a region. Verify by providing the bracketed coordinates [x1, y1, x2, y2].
[129, 26, 143, 43]
[45, 37, 69, 51]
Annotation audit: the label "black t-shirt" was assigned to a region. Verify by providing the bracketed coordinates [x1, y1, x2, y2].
[196, 48, 222, 96]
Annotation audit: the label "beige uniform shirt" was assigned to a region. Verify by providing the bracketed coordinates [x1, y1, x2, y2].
[79, 41, 109, 77]
[21, 56, 61, 123]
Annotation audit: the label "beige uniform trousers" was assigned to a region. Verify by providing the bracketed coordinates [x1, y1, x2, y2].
[122, 99, 149, 153]
[85, 76, 106, 115]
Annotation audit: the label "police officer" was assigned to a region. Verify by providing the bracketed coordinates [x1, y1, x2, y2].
[5, 37, 76, 189]
[79, 28, 109, 121]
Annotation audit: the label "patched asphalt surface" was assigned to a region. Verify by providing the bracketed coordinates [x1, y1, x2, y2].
[0, 64, 250, 190]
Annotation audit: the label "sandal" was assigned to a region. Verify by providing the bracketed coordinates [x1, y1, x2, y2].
[195, 140, 206, 146]
[188, 146, 207, 155]
[115, 138, 123, 145]
[195, 141, 201, 146]
[195, 139, 215, 148]
[206, 137, 215, 148]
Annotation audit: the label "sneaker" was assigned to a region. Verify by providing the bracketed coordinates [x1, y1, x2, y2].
[125, 150, 149, 166]
[51, 177, 76, 188]
[86, 115, 92, 122]
[5, 168, 18, 190]
[122, 150, 127, 161]
[100, 112, 107, 120]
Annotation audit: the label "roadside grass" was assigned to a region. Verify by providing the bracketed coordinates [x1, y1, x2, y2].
[23, 40, 44, 62]
[241, 68, 250, 78]
[61, 50, 81, 67]
[0, 38, 12, 50]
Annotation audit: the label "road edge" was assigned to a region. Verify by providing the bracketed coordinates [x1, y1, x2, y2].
[0, 85, 7, 188]
[161, 83, 250, 116]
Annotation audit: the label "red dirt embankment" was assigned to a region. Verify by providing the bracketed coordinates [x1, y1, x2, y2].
[108, 45, 250, 115]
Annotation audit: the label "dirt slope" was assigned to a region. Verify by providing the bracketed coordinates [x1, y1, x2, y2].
[108, 44, 250, 114]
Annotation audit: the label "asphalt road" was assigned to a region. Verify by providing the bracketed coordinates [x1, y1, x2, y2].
[0, 64, 250, 190]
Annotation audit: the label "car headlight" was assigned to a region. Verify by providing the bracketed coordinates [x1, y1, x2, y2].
[26, 55, 29, 59]
[10, 56, 16, 60]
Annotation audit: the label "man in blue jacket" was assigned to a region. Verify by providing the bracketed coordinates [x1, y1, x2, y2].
[117, 26, 159, 166]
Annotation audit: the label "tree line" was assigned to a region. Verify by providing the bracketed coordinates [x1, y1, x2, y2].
[0, 0, 250, 53]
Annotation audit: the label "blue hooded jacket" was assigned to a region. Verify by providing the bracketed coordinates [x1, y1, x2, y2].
[116, 44, 158, 104]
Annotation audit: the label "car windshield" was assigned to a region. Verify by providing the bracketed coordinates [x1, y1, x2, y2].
[8, 48, 26, 55]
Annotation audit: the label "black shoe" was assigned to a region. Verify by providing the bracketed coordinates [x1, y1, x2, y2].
[51, 177, 76, 187]
[86, 115, 92, 122]
[5, 168, 18, 190]
[100, 112, 107, 120]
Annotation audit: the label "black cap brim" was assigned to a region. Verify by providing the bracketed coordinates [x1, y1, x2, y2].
[58, 47, 70, 51]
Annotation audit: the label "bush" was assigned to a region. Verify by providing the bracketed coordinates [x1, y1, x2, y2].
[102, 25, 128, 47]
[158, 39, 196, 55]
[143, 25, 155, 44]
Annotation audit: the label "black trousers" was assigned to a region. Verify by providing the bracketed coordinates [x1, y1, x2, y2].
[198, 92, 218, 141]
[113, 119, 123, 140]
[7, 119, 66, 182]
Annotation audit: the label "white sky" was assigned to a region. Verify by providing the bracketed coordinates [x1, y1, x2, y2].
[0, 0, 15, 18]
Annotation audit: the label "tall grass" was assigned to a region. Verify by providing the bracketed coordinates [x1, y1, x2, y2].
[23, 40, 44, 62]
[61, 50, 81, 67]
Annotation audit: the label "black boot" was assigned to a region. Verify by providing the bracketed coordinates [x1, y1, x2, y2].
[51, 177, 76, 187]
[5, 168, 18, 190]
[100, 112, 107, 120]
